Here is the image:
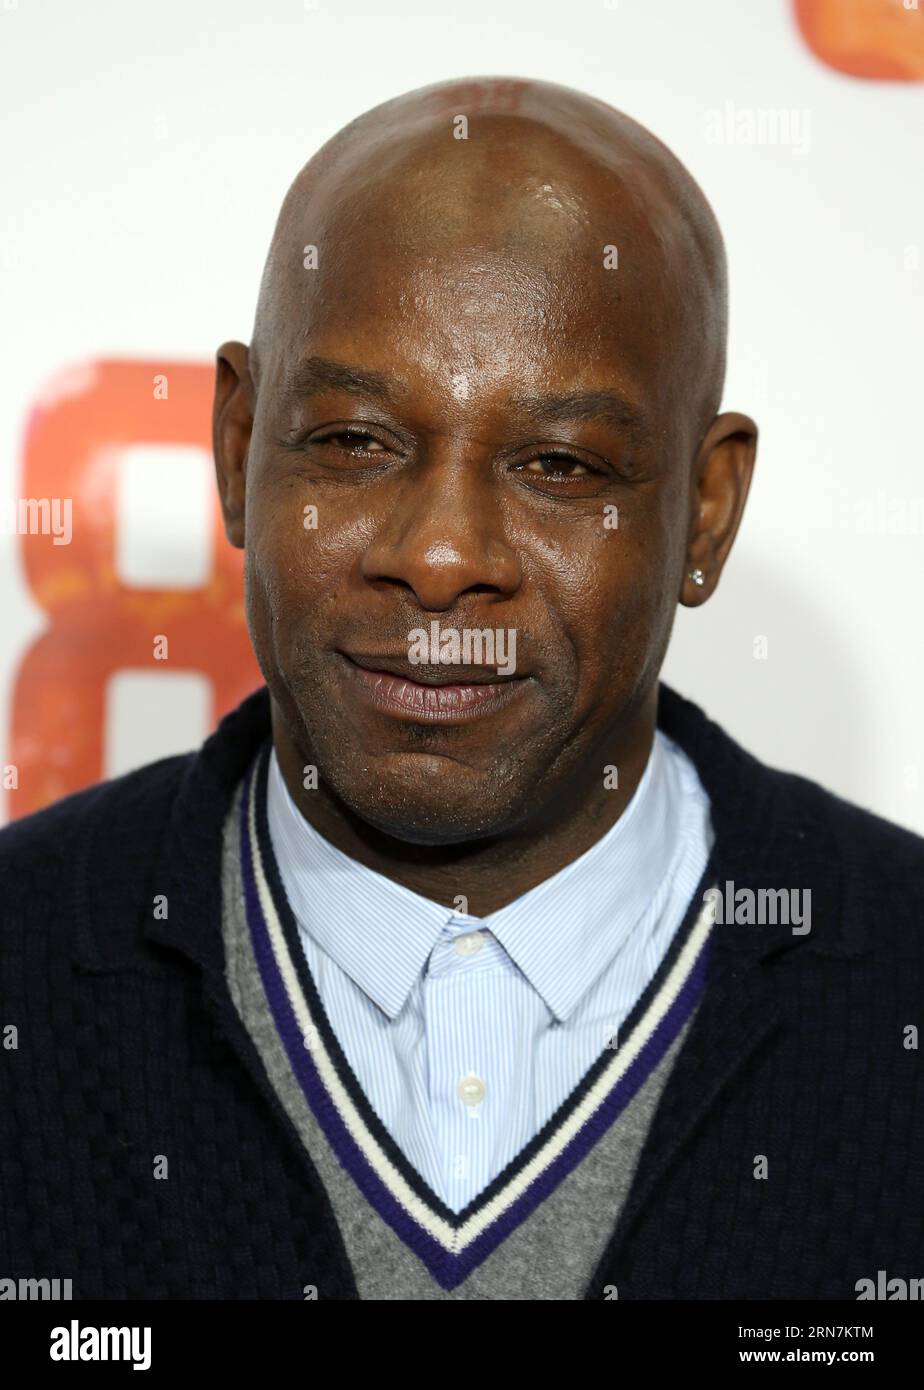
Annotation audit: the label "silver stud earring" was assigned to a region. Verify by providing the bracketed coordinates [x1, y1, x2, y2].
[688, 568, 705, 587]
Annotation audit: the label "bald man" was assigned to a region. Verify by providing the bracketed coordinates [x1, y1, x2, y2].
[2, 77, 923, 1303]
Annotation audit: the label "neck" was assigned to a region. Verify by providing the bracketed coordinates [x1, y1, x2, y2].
[270, 695, 658, 918]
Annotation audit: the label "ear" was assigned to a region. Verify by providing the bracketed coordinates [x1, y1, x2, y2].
[679, 411, 758, 605]
[212, 341, 255, 549]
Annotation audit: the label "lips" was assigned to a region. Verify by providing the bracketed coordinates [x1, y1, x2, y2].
[342, 651, 521, 687]
[336, 651, 531, 723]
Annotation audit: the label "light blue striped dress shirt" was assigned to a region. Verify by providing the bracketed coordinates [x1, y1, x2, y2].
[266, 730, 714, 1213]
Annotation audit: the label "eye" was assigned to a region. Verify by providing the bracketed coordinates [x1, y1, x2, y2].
[519, 452, 599, 480]
[318, 429, 387, 455]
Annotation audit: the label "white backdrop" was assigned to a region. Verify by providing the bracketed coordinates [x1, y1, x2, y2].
[1, 0, 922, 831]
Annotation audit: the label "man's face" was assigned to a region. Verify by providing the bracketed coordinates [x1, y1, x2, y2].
[239, 208, 699, 846]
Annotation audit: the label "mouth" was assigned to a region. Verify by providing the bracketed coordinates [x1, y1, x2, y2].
[335, 651, 532, 724]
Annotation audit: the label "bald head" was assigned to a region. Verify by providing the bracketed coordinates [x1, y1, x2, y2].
[250, 76, 728, 439]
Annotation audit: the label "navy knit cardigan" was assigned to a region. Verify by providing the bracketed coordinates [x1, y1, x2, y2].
[1, 682, 923, 1299]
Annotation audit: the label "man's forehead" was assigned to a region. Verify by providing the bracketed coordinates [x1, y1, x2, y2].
[273, 155, 684, 316]
[278, 243, 626, 351]
[279, 350, 641, 411]
[265, 233, 659, 424]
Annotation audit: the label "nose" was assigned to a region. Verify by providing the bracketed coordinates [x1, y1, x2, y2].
[358, 448, 522, 611]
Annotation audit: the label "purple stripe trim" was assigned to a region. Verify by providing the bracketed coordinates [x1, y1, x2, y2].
[239, 762, 455, 1279]
[239, 756, 710, 1291]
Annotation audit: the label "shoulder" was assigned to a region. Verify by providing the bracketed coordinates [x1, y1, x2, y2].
[659, 684, 924, 967]
[0, 752, 194, 919]
[725, 757, 924, 968]
[768, 759, 924, 881]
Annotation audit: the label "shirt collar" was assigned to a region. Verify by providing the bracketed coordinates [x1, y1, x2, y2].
[266, 730, 681, 1023]
[266, 749, 449, 1018]
[483, 733, 681, 1019]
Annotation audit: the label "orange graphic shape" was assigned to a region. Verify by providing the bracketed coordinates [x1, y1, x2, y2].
[793, 0, 924, 79]
[8, 359, 261, 818]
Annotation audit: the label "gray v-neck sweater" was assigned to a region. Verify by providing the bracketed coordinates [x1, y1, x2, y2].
[221, 753, 712, 1298]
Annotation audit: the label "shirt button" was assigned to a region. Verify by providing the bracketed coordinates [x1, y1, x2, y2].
[453, 931, 484, 958]
[457, 1074, 486, 1106]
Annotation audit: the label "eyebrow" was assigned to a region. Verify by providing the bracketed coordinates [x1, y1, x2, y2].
[509, 387, 649, 448]
[279, 355, 649, 448]
[278, 356, 399, 409]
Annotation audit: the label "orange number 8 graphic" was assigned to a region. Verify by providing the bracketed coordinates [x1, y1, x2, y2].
[8, 359, 261, 819]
